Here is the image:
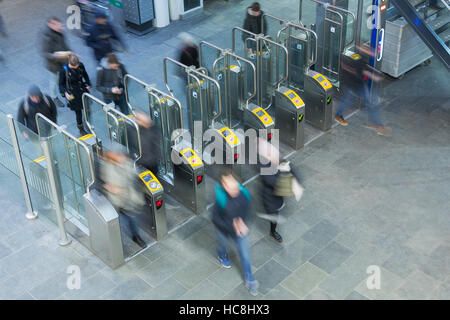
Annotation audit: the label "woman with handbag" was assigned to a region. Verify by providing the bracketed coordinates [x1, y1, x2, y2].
[259, 139, 303, 243]
[59, 54, 91, 136]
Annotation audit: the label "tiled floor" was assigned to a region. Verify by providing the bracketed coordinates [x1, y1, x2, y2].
[0, 0, 449, 300]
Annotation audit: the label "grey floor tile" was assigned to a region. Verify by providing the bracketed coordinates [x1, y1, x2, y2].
[138, 277, 188, 300]
[281, 262, 328, 299]
[304, 288, 337, 300]
[101, 275, 151, 300]
[181, 279, 227, 300]
[429, 279, 450, 300]
[354, 267, 403, 300]
[301, 219, 340, 249]
[29, 271, 72, 300]
[174, 258, 220, 289]
[391, 270, 440, 300]
[0, 241, 12, 260]
[252, 259, 291, 295]
[418, 245, 450, 281]
[263, 285, 299, 300]
[345, 291, 369, 300]
[137, 254, 186, 287]
[208, 265, 244, 294]
[273, 237, 320, 272]
[63, 273, 117, 300]
[318, 263, 367, 299]
[382, 246, 427, 279]
[223, 283, 263, 300]
[249, 237, 284, 269]
[309, 241, 353, 274]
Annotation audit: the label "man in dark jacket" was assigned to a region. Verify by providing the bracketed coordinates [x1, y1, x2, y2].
[41, 17, 72, 108]
[59, 54, 91, 136]
[17, 85, 57, 137]
[242, 2, 267, 54]
[86, 11, 126, 63]
[178, 32, 199, 68]
[212, 170, 259, 296]
[96, 53, 128, 114]
[135, 111, 161, 176]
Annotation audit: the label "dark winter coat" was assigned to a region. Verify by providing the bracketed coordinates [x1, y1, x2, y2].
[260, 163, 301, 214]
[136, 124, 161, 174]
[86, 22, 125, 62]
[41, 27, 70, 73]
[59, 63, 91, 111]
[242, 7, 267, 40]
[17, 94, 57, 134]
[96, 59, 128, 102]
[212, 183, 251, 237]
[179, 45, 199, 68]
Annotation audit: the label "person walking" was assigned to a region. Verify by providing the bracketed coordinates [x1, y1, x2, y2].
[17, 85, 57, 139]
[178, 32, 199, 68]
[212, 169, 259, 296]
[86, 10, 126, 64]
[41, 17, 72, 108]
[59, 54, 92, 136]
[134, 111, 161, 176]
[258, 139, 303, 243]
[99, 144, 146, 248]
[334, 45, 392, 136]
[96, 53, 128, 114]
[242, 2, 267, 55]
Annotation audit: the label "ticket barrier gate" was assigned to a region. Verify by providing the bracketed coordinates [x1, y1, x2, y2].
[199, 41, 274, 140]
[34, 113, 125, 268]
[163, 58, 242, 180]
[124, 75, 206, 215]
[264, 15, 335, 132]
[83, 93, 168, 241]
[233, 27, 307, 149]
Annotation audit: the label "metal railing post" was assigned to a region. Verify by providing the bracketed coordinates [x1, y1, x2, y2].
[7, 115, 38, 220]
[41, 138, 71, 246]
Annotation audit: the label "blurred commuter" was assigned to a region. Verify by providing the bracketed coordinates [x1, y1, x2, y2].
[96, 53, 128, 114]
[99, 144, 146, 248]
[86, 10, 126, 64]
[178, 32, 199, 68]
[59, 54, 91, 136]
[42, 17, 72, 108]
[135, 111, 161, 175]
[258, 139, 303, 243]
[334, 45, 392, 136]
[242, 2, 267, 55]
[212, 169, 259, 296]
[17, 85, 57, 139]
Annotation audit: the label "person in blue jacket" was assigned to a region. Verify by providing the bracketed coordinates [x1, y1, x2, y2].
[212, 169, 259, 296]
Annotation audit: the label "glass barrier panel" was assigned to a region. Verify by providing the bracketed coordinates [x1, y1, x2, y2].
[200, 44, 221, 76]
[125, 76, 149, 114]
[323, 11, 343, 83]
[14, 119, 56, 224]
[212, 56, 228, 126]
[0, 111, 19, 177]
[84, 96, 109, 145]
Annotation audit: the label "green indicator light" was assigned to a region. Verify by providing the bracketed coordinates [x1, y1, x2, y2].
[327, 97, 332, 104]
[298, 114, 304, 121]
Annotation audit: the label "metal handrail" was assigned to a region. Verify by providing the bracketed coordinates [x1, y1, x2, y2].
[199, 41, 223, 70]
[232, 26, 258, 53]
[35, 113, 95, 192]
[163, 57, 204, 129]
[260, 36, 289, 89]
[82, 92, 105, 144]
[124, 74, 149, 114]
[287, 21, 319, 71]
[164, 57, 222, 129]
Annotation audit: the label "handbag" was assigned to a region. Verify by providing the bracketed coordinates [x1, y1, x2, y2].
[273, 172, 294, 197]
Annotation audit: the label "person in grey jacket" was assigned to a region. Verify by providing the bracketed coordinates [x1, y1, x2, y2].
[96, 53, 128, 114]
[100, 144, 146, 248]
[242, 2, 267, 55]
[42, 17, 72, 107]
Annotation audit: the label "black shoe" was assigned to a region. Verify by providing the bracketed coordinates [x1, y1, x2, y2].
[270, 231, 283, 243]
[132, 235, 146, 248]
[53, 99, 65, 108]
[77, 125, 88, 136]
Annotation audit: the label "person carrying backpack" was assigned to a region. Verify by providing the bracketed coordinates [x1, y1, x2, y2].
[59, 54, 91, 136]
[212, 169, 259, 296]
[17, 85, 57, 139]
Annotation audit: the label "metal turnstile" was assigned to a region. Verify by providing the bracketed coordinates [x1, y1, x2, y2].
[304, 70, 334, 131]
[124, 74, 206, 215]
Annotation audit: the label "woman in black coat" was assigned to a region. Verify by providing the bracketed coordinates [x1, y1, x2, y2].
[59, 54, 91, 135]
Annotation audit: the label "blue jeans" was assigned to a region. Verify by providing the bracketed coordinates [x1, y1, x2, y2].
[104, 94, 129, 115]
[337, 84, 383, 126]
[215, 228, 254, 282]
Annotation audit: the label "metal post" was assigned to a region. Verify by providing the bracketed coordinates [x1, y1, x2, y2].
[7, 115, 38, 220]
[41, 138, 71, 246]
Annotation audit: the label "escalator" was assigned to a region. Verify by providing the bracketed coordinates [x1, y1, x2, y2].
[383, 0, 450, 77]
